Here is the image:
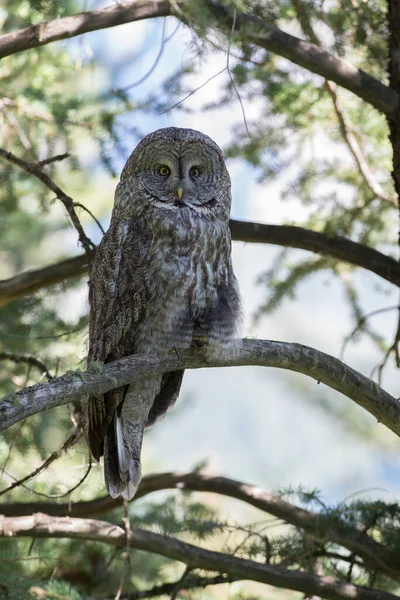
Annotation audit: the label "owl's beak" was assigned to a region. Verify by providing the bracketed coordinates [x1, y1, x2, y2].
[176, 185, 183, 201]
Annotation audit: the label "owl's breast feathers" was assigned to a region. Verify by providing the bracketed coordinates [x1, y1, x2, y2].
[143, 207, 233, 327]
[87, 207, 238, 466]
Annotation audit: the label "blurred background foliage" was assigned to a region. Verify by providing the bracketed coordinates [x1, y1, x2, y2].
[0, 0, 399, 598]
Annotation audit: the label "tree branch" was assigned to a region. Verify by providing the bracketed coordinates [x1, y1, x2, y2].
[290, 0, 396, 206]
[0, 251, 93, 308]
[1, 471, 397, 578]
[0, 339, 399, 438]
[0, 0, 171, 59]
[0, 514, 397, 600]
[0, 220, 398, 308]
[0, 352, 53, 380]
[0, 1, 397, 116]
[98, 574, 238, 599]
[0, 148, 96, 268]
[387, 0, 400, 207]
[204, 1, 398, 117]
[325, 81, 396, 205]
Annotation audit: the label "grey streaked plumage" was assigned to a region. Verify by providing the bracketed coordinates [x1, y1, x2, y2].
[87, 127, 241, 500]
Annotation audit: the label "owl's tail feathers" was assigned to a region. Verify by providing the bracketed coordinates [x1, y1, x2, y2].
[103, 415, 143, 501]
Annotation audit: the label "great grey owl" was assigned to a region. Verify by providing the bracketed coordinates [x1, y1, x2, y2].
[87, 127, 241, 500]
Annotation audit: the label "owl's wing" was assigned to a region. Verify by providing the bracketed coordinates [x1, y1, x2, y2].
[87, 217, 152, 460]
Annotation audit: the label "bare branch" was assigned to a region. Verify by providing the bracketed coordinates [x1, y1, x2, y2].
[2, 471, 397, 578]
[229, 222, 400, 285]
[0, 352, 53, 380]
[0, 0, 171, 60]
[0, 220, 399, 309]
[325, 81, 396, 205]
[0, 426, 84, 497]
[0, 477, 396, 589]
[0, 1, 397, 116]
[97, 574, 238, 599]
[387, 0, 400, 206]
[0, 252, 93, 309]
[0, 514, 397, 600]
[0, 339, 398, 440]
[290, 0, 396, 206]
[0, 148, 95, 266]
[204, 1, 398, 117]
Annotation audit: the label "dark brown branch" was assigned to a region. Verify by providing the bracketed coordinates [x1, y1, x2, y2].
[204, 1, 398, 116]
[0, 148, 95, 266]
[1, 220, 399, 309]
[0, 352, 53, 380]
[0, 251, 93, 308]
[0, 0, 171, 59]
[387, 0, 400, 206]
[0, 514, 397, 600]
[229, 222, 400, 285]
[1, 339, 399, 440]
[2, 471, 397, 578]
[0, 1, 397, 116]
[98, 574, 238, 599]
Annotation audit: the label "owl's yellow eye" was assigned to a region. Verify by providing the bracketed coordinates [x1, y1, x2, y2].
[190, 166, 202, 178]
[157, 165, 171, 177]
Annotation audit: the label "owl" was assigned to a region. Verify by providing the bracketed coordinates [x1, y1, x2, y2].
[87, 127, 241, 500]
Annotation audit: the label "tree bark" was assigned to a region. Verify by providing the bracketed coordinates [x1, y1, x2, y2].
[1, 220, 399, 309]
[387, 0, 400, 212]
[1, 471, 398, 578]
[1, 340, 399, 437]
[0, 514, 397, 600]
[0, 1, 397, 116]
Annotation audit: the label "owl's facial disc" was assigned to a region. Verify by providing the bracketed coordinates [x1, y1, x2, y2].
[141, 146, 222, 212]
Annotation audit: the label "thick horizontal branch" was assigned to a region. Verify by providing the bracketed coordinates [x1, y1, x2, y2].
[0, 514, 397, 600]
[206, 2, 398, 117]
[1, 339, 399, 438]
[0, 1, 397, 116]
[229, 221, 400, 285]
[2, 471, 398, 578]
[1, 220, 398, 308]
[0, 0, 170, 59]
[0, 251, 94, 308]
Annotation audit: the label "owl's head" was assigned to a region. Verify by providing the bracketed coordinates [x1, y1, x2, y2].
[117, 127, 231, 220]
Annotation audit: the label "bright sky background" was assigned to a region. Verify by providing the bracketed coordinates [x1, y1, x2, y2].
[60, 8, 400, 507]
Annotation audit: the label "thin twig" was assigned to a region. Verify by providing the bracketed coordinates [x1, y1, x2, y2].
[114, 500, 132, 600]
[290, 0, 397, 207]
[0, 352, 54, 380]
[170, 566, 192, 600]
[340, 305, 398, 359]
[160, 67, 227, 113]
[374, 301, 400, 383]
[0, 419, 25, 485]
[120, 18, 180, 92]
[0, 426, 85, 497]
[0, 148, 96, 267]
[35, 153, 70, 167]
[226, 9, 250, 138]
[74, 202, 105, 235]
